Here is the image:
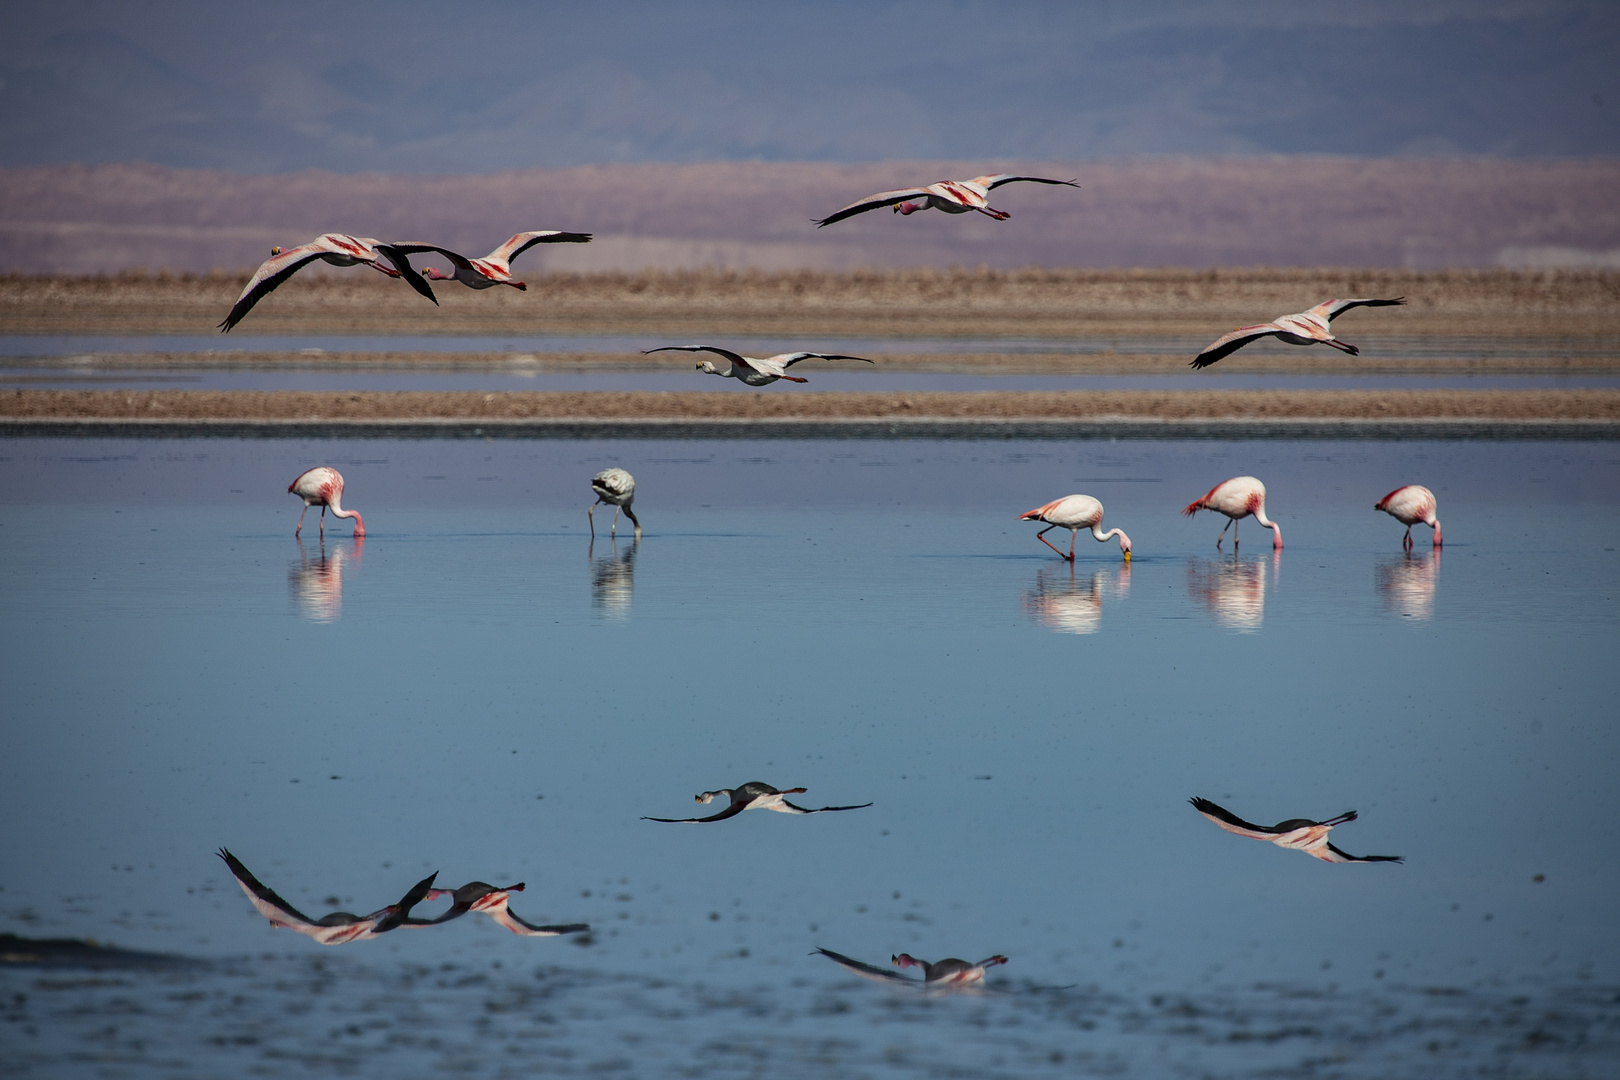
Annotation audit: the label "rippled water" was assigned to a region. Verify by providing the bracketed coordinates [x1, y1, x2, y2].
[2, 436, 1617, 1076]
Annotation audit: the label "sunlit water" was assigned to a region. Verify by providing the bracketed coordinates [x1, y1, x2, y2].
[2, 437, 1617, 1076]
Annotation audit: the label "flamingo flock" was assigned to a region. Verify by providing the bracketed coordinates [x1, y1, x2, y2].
[224, 173, 1430, 987]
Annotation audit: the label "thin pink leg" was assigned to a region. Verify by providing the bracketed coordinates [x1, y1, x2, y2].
[295, 504, 309, 537]
[1036, 525, 1071, 561]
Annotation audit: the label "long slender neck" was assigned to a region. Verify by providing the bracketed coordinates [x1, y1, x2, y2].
[1251, 507, 1281, 548]
[327, 497, 364, 536]
[1091, 525, 1132, 556]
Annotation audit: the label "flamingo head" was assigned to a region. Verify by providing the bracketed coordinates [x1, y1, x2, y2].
[696, 361, 720, 376]
[422, 266, 450, 281]
[892, 953, 922, 970]
[894, 200, 923, 215]
[270, 246, 283, 256]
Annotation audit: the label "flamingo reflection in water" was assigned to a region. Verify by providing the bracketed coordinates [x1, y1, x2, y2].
[289, 536, 362, 623]
[218, 849, 437, 945]
[815, 947, 1008, 990]
[1186, 551, 1279, 632]
[1023, 561, 1131, 635]
[589, 538, 636, 620]
[1377, 549, 1440, 620]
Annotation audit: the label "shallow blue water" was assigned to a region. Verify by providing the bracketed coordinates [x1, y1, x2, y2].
[4, 364, 1617, 392]
[1, 437, 1617, 1075]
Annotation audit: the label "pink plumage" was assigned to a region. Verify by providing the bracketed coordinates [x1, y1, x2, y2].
[1375, 484, 1441, 548]
[1019, 493, 1132, 561]
[1182, 476, 1281, 550]
[288, 466, 365, 539]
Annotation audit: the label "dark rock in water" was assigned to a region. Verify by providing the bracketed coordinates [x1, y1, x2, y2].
[0, 933, 199, 970]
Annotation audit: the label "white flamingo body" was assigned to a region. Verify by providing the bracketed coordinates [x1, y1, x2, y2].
[218, 849, 437, 945]
[1019, 494, 1132, 561]
[1189, 798, 1402, 864]
[589, 467, 640, 538]
[389, 230, 591, 290]
[816, 947, 1009, 987]
[644, 781, 872, 823]
[1375, 485, 1442, 548]
[289, 466, 365, 539]
[220, 234, 436, 331]
[1192, 297, 1406, 368]
[1183, 476, 1281, 550]
[644, 345, 874, 386]
[816, 174, 1079, 227]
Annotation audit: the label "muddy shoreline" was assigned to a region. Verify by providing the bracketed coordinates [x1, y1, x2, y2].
[4, 388, 1616, 440]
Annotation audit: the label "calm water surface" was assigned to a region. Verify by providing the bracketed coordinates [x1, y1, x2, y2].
[2, 437, 1617, 1076]
[5, 365, 1618, 392]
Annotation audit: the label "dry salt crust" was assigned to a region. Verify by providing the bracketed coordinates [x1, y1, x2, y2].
[2, 267, 1617, 338]
[2, 949, 1617, 1079]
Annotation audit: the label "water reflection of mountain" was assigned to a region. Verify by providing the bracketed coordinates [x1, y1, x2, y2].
[1185, 552, 1276, 632]
[1376, 550, 1440, 620]
[288, 537, 361, 623]
[1023, 563, 1131, 635]
[590, 538, 636, 620]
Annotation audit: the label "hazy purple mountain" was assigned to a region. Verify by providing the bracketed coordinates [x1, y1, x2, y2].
[1, 2, 1616, 173]
[2, 158, 1617, 273]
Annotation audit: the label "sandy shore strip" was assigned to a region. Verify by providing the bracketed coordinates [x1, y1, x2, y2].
[4, 388, 1616, 439]
[4, 267, 1617, 338]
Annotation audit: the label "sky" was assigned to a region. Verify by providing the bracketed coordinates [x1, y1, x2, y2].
[1, 1, 1617, 174]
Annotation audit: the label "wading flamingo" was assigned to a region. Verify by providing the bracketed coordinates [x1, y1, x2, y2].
[219, 234, 436, 332]
[643, 782, 872, 823]
[816, 175, 1079, 226]
[1375, 485, 1442, 548]
[289, 466, 365, 539]
[387, 230, 592, 290]
[644, 345, 873, 386]
[1191, 297, 1406, 368]
[1183, 476, 1281, 550]
[815, 947, 1009, 987]
[1189, 798, 1402, 864]
[589, 468, 640, 539]
[413, 881, 590, 937]
[218, 849, 438, 945]
[1019, 494, 1132, 561]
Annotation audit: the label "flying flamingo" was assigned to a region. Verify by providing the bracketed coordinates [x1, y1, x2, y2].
[815, 174, 1079, 226]
[1375, 485, 1442, 548]
[643, 345, 874, 386]
[1019, 494, 1132, 561]
[289, 466, 365, 539]
[219, 234, 436, 332]
[217, 849, 438, 945]
[412, 881, 590, 937]
[1189, 798, 1403, 864]
[1183, 476, 1281, 550]
[386, 230, 592, 290]
[643, 781, 872, 823]
[1191, 297, 1406, 368]
[589, 467, 640, 539]
[815, 947, 1009, 987]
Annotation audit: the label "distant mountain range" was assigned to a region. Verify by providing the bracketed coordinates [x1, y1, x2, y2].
[3, 158, 1618, 274]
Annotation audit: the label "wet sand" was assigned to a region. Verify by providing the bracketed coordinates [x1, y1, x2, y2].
[4, 267, 1618, 338]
